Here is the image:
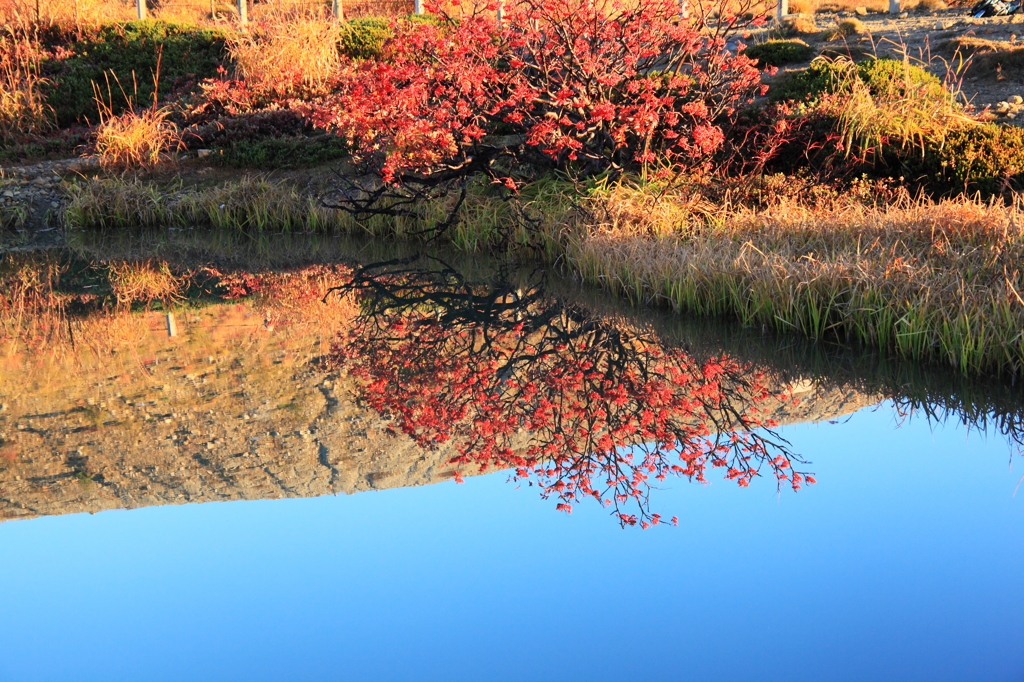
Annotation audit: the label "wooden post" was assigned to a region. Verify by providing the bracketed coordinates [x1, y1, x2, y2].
[166, 313, 177, 338]
[414, 0, 423, 14]
[496, 0, 504, 21]
[888, 0, 900, 12]
[776, 0, 788, 21]
[137, 0, 147, 19]
[238, 0, 248, 27]
[679, 0, 689, 19]
[210, 0, 216, 19]
[333, 0, 344, 21]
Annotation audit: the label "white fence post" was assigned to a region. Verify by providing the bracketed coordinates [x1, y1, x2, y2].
[776, 0, 788, 20]
[238, 0, 248, 27]
[137, 0, 147, 19]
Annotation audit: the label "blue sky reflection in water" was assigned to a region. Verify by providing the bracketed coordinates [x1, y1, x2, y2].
[1, 403, 1023, 682]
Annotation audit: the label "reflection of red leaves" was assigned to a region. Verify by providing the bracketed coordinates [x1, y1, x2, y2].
[330, 304, 812, 527]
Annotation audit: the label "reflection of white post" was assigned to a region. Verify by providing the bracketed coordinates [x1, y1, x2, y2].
[414, 0, 422, 13]
[888, 0, 900, 12]
[776, 0, 788, 20]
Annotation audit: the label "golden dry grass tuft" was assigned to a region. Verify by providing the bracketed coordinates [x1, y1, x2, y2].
[94, 105, 179, 170]
[785, 0, 819, 15]
[822, 17, 868, 40]
[781, 15, 820, 36]
[228, 13, 343, 98]
[0, 30, 53, 140]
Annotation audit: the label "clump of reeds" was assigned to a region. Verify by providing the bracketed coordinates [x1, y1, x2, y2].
[228, 13, 343, 99]
[568, 183, 1024, 378]
[0, 29, 53, 141]
[94, 104, 179, 170]
[65, 177, 169, 228]
[91, 66, 181, 171]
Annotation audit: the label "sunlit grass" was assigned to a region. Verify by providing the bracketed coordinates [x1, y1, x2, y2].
[569, 184, 1024, 378]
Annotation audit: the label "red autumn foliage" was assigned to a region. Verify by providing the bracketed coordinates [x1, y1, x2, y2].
[304, 0, 770, 186]
[326, 262, 813, 526]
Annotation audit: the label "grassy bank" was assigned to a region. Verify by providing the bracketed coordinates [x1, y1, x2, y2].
[59, 172, 1024, 379]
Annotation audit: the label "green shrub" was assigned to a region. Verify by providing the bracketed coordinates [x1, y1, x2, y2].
[210, 135, 349, 169]
[856, 57, 945, 100]
[745, 39, 815, 67]
[769, 57, 944, 103]
[339, 18, 392, 60]
[902, 123, 1024, 195]
[43, 21, 229, 126]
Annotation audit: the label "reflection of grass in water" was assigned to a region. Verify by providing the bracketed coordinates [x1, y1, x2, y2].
[73, 470, 94, 488]
[106, 259, 187, 310]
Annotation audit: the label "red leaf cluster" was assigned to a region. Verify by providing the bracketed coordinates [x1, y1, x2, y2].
[305, 0, 769, 184]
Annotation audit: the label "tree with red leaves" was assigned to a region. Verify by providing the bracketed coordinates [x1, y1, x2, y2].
[304, 0, 770, 224]
[326, 257, 813, 527]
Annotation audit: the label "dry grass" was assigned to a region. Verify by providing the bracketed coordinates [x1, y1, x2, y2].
[822, 17, 868, 40]
[567, 184, 1024, 377]
[228, 13, 343, 98]
[781, 15, 820, 36]
[816, 0, 887, 11]
[94, 105, 180, 170]
[0, 0, 133, 29]
[786, 0, 819, 15]
[0, 30, 54, 140]
[913, 0, 947, 11]
[940, 37, 1024, 82]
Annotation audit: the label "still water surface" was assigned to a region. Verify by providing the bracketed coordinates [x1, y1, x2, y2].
[1, 244, 1022, 681]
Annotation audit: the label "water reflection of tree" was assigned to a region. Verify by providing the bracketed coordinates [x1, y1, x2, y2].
[326, 257, 811, 527]
[660, 313, 1024, 455]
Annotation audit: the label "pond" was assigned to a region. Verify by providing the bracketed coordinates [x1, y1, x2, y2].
[1, 240, 1022, 681]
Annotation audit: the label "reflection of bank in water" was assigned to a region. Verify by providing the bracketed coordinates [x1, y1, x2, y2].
[1, 244, 1021, 524]
[0, 255, 872, 524]
[0, 296, 879, 524]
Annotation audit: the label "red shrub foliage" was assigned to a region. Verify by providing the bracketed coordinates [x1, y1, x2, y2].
[305, 0, 770, 185]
